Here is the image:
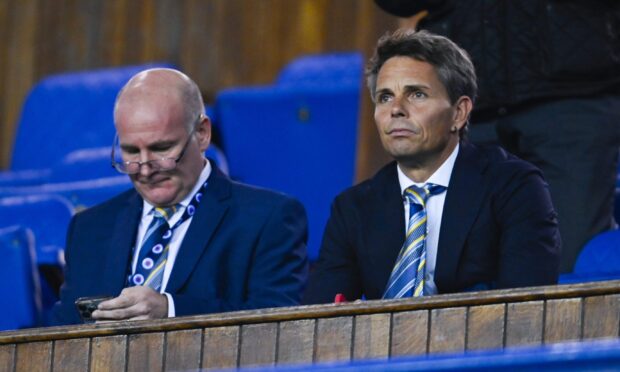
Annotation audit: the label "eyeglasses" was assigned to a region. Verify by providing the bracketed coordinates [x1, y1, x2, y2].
[111, 115, 202, 175]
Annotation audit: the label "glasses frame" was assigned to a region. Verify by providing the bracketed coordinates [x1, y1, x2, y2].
[110, 114, 203, 175]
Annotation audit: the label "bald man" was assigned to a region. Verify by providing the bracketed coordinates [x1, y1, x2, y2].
[52, 69, 308, 325]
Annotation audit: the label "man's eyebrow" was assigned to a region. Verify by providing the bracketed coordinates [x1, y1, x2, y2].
[147, 140, 177, 150]
[403, 83, 431, 91]
[374, 87, 393, 96]
[120, 139, 177, 152]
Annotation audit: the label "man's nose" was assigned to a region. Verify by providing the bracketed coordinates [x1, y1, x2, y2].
[137, 152, 154, 176]
[390, 96, 407, 117]
[138, 162, 154, 177]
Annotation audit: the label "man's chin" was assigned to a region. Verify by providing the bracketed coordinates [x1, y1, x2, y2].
[135, 187, 176, 207]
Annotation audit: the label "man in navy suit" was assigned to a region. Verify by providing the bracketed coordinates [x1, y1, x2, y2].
[52, 68, 308, 325]
[304, 29, 561, 304]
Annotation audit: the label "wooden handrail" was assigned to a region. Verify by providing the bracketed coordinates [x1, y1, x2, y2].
[2, 280, 618, 344]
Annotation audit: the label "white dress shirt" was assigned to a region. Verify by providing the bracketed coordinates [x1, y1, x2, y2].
[397, 143, 459, 295]
[132, 159, 212, 316]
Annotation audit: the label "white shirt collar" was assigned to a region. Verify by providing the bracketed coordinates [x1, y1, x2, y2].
[142, 159, 212, 218]
[397, 143, 459, 194]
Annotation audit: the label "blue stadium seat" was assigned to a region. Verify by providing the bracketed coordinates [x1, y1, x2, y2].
[0, 63, 175, 188]
[0, 194, 75, 323]
[11, 63, 174, 171]
[0, 194, 74, 266]
[615, 169, 620, 223]
[215, 52, 363, 260]
[0, 225, 42, 330]
[206, 144, 229, 175]
[276, 52, 364, 88]
[559, 230, 620, 283]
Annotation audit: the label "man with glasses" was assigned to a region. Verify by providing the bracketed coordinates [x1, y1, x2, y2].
[52, 68, 308, 325]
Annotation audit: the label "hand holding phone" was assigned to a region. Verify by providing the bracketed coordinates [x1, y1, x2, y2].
[75, 296, 113, 323]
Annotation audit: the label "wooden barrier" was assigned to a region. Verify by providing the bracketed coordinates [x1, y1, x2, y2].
[1, 281, 619, 371]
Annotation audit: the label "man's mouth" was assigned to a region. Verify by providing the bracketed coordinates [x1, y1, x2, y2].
[387, 126, 420, 136]
[386, 119, 421, 136]
[388, 127, 413, 134]
[135, 176, 168, 186]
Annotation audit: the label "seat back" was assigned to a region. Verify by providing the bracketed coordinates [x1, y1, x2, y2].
[11, 63, 174, 171]
[0, 194, 75, 266]
[559, 230, 620, 283]
[216, 52, 363, 260]
[573, 230, 620, 276]
[276, 52, 363, 89]
[0, 225, 41, 330]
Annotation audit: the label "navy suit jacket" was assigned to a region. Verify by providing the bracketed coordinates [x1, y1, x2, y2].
[304, 142, 561, 304]
[52, 166, 308, 325]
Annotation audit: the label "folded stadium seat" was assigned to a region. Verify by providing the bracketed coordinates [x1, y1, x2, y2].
[215, 52, 363, 261]
[0, 194, 75, 319]
[0, 225, 42, 330]
[0, 63, 175, 188]
[559, 230, 620, 284]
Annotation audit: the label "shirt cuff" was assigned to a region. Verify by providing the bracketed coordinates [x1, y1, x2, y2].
[164, 292, 176, 317]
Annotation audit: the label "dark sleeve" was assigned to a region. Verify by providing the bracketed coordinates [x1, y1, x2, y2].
[495, 166, 561, 288]
[373, 0, 448, 17]
[50, 215, 82, 326]
[303, 196, 363, 304]
[173, 197, 309, 314]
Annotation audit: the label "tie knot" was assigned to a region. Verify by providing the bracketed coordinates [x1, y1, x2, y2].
[153, 205, 178, 221]
[404, 184, 446, 206]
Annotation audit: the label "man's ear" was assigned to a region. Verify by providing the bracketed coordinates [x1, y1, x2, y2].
[452, 96, 473, 131]
[196, 115, 212, 152]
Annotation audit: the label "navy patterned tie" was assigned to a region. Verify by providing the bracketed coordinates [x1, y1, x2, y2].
[383, 183, 446, 299]
[128, 180, 208, 291]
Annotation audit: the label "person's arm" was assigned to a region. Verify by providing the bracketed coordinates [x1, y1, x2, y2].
[495, 166, 561, 288]
[50, 216, 82, 325]
[373, 0, 448, 17]
[303, 196, 364, 304]
[173, 197, 309, 315]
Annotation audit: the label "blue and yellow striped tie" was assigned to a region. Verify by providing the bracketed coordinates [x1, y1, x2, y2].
[383, 184, 446, 299]
[128, 180, 209, 291]
[130, 206, 177, 291]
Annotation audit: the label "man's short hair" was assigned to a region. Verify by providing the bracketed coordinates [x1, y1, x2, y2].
[366, 29, 477, 137]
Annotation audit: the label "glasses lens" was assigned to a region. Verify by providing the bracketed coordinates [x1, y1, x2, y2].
[113, 161, 137, 174]
[154, 158, 178, 171]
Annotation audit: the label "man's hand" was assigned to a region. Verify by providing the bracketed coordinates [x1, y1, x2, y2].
[92, 286, 168, 322]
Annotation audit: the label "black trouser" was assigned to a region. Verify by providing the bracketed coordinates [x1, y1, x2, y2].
[470, 95, 620, 273]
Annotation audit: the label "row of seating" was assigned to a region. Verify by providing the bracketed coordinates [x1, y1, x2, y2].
[2, 54, 619, 331]
[0, 66, 149, 330]
[0, 63, 223, 330]
[0, 55, 360, 330]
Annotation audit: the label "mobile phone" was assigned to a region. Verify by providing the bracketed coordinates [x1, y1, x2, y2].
[75, 296, 113, 323]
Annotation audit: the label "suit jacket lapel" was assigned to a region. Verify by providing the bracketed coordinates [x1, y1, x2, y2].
[435, 142, 488, 291]
[102, 191, 143, 295]
[365, 162, 406, 294]
[165, 167, 231, 293]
